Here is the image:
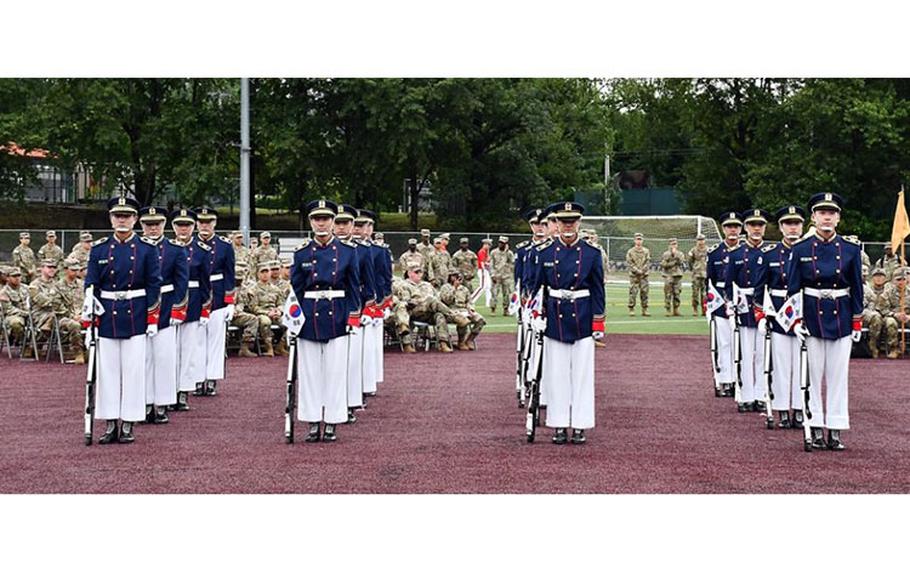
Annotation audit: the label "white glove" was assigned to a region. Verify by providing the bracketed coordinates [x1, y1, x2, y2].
[172, 316, 184, 326]
[851, 329, 862, 343]
[725, 302, 735, 318]
[200, 316, 209, 326]
[757, 318, 767, 335]
[530, 316, 547, 333]
[592, 331, 605, 341]
[224, 305, 235, 320]
[383, 307, 391, 319]
[146, 323, 158, 338]
[83, 329, 92, 349]
[793, 322, 810, 342]
[360, 314, 373, 326]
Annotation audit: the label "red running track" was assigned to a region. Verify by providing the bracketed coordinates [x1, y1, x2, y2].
[0, 334, 908, 493]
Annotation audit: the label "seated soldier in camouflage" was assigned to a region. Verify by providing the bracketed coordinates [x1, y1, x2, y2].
[439, 271, 483, 350]
[389, 275, 416, 352]
[397, 262, 456, 353]
[877, 267, 909, 359]
[230, 260, 259, 357]
[28, 259, 83, 361]
[251, 263, 288, 357]
[0, 266, 29, 346]
[270, 259, 290, 302]
[863, 266, 892, 358]
[57, 258, 87, 363]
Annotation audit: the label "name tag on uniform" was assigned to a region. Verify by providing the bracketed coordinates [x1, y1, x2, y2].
[543, 262, 554, 267]
[734, 260, 743, 265]
[299, 262, 313, 268]
[97, 259, 108, 265]
[769, 262, 781, 267]
[800, 257, 813, 262]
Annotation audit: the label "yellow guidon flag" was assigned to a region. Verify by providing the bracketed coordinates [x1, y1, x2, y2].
[892, 186, 910, 253]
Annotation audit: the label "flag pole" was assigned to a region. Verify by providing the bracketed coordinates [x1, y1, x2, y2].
[902, 186, 907, 356]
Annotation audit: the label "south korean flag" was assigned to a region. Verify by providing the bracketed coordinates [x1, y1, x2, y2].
[282, 290, 305, 338]
[776, 293, 803, 332]
[705, 282, 725, 320]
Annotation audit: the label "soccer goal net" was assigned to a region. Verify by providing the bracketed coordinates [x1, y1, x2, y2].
[581, 215, 721, 273]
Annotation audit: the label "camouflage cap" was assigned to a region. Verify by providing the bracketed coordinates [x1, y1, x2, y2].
[634, 233, 643, 239]
[269, 260, 281, 269]
[894, 267, 909, 280]
[696, 234, 706, 241]
[871, 267, 886, 277]
[257, 263, 271, 273]
[260, 231, 271, 239]
[498, 235, 509, 243]
[40, 258, 58, 268]
[374, 232, 384, 240]
[46, 230, 56, 237]
[668, 238, 678, 245]
[433, 237, 442, 245]
[280, 258, 293, 268]
[439, 233, 451, 241]
[19, 232, 30, 239]
[408, 238, 417, 245]
[459, 237, 469, 244]
[7, 266, 22, 277]
[482, 238, 493, 244]
[420, 228, 430, 236]
[407, 261, 423, 272]
[63, 258, 80, 270]
[80, 231, 93, 242]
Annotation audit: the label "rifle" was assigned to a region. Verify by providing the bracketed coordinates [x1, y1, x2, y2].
[525, 284, 548, 443]
[83, 285, 99, 445]
[709, 314, 720, 395]
[515, 280, 526, 408]
[284, 333, 298, 443]
[732, 305, 743, 405]
[762, 320, 774, 429]
[798, 335, 813, 452]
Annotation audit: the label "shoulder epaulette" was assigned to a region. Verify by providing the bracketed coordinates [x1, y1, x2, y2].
[91, 237, 108, 247]
[295, 239, 311, 251]
[841, 235, 861, 247]
[707, 243, 720, 253]
[196, 241, 212, 252]
[139, 236, 158, 246]
[535, 240, 555, 252]
[169, 238, 185, 247]
[218, 235, 232, 244]
[761, 243, 777, 253]
[339, 240, 356, 248]
[516, 240, 530, 250]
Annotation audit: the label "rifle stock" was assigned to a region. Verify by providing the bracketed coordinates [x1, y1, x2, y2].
[284, 335, 298, 443]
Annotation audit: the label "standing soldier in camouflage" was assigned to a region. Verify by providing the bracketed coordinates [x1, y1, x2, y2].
[252, 263, 288, 357]
[427, 237, 452, 288]
[416, 228, 434, 265]
[68, 232, 94, 266]
[251, 231, 278, 276]
[626, 233, 651, 317]
[864, 267, 892, 358]
[38, 230, 65, 268]
[451, 237, 478, 293]
[398, 238, 425, 274]
[490, 235, 516, 316]
[875, 244, 908, 281]
[231, 231, 252, 281]
[28, 259, 83, 360]
[12, 232, 37, 283]
[439, 271, 484, 350]
[660, 237, 686, 317]
[877, 267, 908, 359]
[230, 260, 259, 357]
[687, 234, 708, 316]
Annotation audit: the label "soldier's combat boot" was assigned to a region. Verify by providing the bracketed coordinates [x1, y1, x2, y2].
[239, 341, 258, 358]
[99, 420, 118, 444]
[870, 344, 880, 359]
[205, 379, 217, 396]
[262, 341, 275, 357]
[274, 340, 289, 356]
[827, 429, 845, 451]
[887, 347, 900, 359]
[665, 309, 672, 317]
[793, 409, 804, 428]
[118, 421, 135, 444]
[570, 429, 586, 445]
[641, 308, 650, 317]
[347, 409, 357, 424]
[402, 339, 417, 353]
[322, 423, 337, 442]
[628, 309, 635, 317]
[778, 410, 791, 429]
[673, 307, 681, 317]
[305, 422, 321, 443]
[552, 428, 568, 445]
[175, 391, 190, 411]
[466, 332, 479, 351]
[810, 427, 827, 450]
[438, 341, 453, 353]
[457, 340, 471, 351]
[693, 306, 700, 317]
[73, 347, 85, 365]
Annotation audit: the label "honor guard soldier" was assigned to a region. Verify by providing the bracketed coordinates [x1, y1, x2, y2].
[83, 196, 162, 444]
[139, 206, 189, 424]
[515, 207, 547, 302]
[334, 205, 376, 422]
[527, 201, 605, 444]
[726, 209, 771, 412]
[707, 212, 743, 397]
[196, 206, 236, 397]
[355, 208, 392, 393]
[38, 230, 65, 267]
[785, 192, 864, 451]
[626, 233, 650, 317]
[753, 206, 806, 428]
[171, 208, 212, 411]
[290, 199, 362, 443]
[12, 232, 37, 283]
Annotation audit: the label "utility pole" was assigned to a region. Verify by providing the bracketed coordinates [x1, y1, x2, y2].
[240, 78, 251, 243]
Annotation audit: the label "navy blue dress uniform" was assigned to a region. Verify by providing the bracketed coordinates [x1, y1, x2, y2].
[752, 206, 806, 428]
[139, 206, 190, 423]
[359, 209, 392, 390]
[784, 192, 863, 450]
[335, 205, 375, 418]
[196, 206, 236, 396]
[171, 208, 212, 410]
[725, 208, 771, 411]
[527, 201, 605, 444]
[83, 196, 162, 443]
[706, 211, 742, 396]
[514, 207, 549, 403]
[290, 199, 362, 442]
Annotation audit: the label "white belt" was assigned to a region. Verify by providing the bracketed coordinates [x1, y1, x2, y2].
[804, 287, 850, 300]
[549, 289, 590, 300]
[188, 280, 200, 289]
[303, 290, 345, 300]
[769, 289, 787, 298]
[738, 287, 755, 295]
[210, 274, 224, 282]
[714, 282, 726, 288]
[160, 284, 174, 294]
[100, 289, 146, 300]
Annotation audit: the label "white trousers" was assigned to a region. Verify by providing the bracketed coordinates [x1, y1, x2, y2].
[739, 326, 766, 404]
[806, 336, 852, 430]
[346, 328, 364, 408]
[145, 325, 178, 406]
[97, 335, 146, 422]
[178, 321, 206, 392]
[713, 317, 733, 386]
[371, 321, 384, 384]
[205, 307, 229, 381]
[298, 336, 348, 424]
[543, 336, 595, 430]
[770, 332, 802, 411]
[479, 268, 493, 307]
[362, 323, 379, 393]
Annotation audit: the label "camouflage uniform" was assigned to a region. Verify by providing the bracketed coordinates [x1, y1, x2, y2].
[489, 245, 515, 314]
[398, 249, 426, 274]
[660, 246, 686, 315]
[427, 249, 452, 288]
[626, 244, 651, 313]
[877, 277, 909, 358]
[57, 275, 85, 321]
[68, 241, 92, 266]
[439, 280, 484, 349]
[231, 280, 260, 352]
[28, 275, 82, 356]
[251, 278, 287, 355]
[875, 254, 908, 281]
[0, 280, 29, 342]
[251, 244, 278, 277]
[687, 243, 708, 315]
[38, 242, 65, 267]
[416, 240, 434, 265]
[451, 249, 478, 291]
[862, 280, 891, 357]
[397, 277, 454, 351]
[12, 243, 37, 283]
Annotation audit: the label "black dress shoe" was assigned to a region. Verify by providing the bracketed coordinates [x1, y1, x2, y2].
[722, 384, 735, 397]
[737, 403, 749, 413]
[175, 392, 190, 411]
[714, 386, 722, 398]
[205, 380, 217, 396]
[570, 429, 586, 444]
[827, 430, 846, 451]
[322, 424, 337, 442]
[753, 401, 766, 413]
[810, 428, 827, 450]
[793, 410, 804, 428]
[118, 421, 135, 444]
[99, 421, 119, 444]
[145, 406, 155, 424]
[192, 383, 205, 397]
[364, 392, 377, 398]
[154, 408, 169, 424]
[777, 411, 791, 429]
[347, 409, 357, 424]
[304, 423, 321, 443]
[552, 428, 568, 445]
